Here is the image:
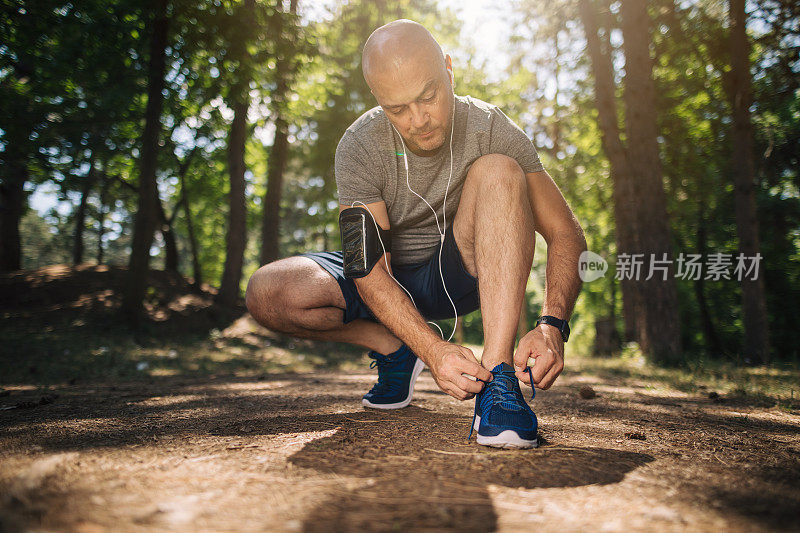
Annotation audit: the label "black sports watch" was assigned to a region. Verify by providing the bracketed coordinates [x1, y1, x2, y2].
[535, 315, 570, 342]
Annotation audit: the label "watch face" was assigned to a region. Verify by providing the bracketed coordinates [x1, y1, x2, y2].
[341, 211, 367, 276]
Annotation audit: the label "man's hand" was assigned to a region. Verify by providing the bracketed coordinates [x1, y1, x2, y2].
[513, 324, 565, 390]
[426, 341, 493, 400]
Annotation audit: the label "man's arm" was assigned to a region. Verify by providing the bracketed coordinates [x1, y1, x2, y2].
[513, 170, 587, 389]
[526, 170, 587, 320]
[340, 202, 491, 400]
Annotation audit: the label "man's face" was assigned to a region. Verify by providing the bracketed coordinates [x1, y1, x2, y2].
[369, 55, 454, 156]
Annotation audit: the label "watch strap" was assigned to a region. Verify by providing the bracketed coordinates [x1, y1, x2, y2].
[536, 315, 570, 342]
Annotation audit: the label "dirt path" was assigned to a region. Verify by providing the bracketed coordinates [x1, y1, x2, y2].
[1, 368, 799, 532]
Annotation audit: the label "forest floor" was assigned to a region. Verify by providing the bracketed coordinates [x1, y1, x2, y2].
[1, 264, 799, 532]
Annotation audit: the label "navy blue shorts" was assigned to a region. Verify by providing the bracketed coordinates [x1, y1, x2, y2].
[301, 223, 480, 324]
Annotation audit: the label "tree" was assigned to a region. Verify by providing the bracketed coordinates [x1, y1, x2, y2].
[217, 0, 257, 307]
[619, 0, 682, 363]
[122, 0, 170, 323]
[576, 0, 682, 362]
[260, 0, 301, 266]
[727, 0, 770, 363]
[578, 0, 639, 343]
[72, 158, 97, 265]
[0, 1, 70, 271]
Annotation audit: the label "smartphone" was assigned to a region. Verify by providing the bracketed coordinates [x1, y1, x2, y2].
[340, 209, 368, 277]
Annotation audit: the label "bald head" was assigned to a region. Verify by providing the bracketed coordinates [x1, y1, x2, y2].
[361, 20, 455, 156]
[362, 19, 446, 89]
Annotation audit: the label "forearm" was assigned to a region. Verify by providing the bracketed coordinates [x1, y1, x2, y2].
[541, 230, 587, 320]
[354, 263, 442, 363]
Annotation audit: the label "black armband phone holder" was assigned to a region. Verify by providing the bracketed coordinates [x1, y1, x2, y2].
[339, 207, 392, 279]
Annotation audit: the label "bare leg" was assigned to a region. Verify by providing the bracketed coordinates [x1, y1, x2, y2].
[451, 154, 535, 369]
[245, 256, 403, 355]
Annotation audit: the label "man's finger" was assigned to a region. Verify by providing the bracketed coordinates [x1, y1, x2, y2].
[536, 363, 563, 390]
[515, 369, 532, 384]
[513, 337, 533, 371]
[454, 374, 484, 394]
[461, 346, 481, 364]
[530, 353, 553, 383]
[457, 358, 493, 382]
[443, 384, 463, 400]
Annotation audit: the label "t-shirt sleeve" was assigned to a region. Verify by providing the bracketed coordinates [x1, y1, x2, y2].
[488, 107, 545, 173]
[334, 130, 385, 206]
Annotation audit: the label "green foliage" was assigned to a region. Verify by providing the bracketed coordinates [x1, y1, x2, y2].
[4, 0, 799, 364]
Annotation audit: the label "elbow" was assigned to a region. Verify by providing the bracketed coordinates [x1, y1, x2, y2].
[548, 225, 587, 253]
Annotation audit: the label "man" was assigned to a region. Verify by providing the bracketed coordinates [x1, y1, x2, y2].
[246, 20, 586, 449]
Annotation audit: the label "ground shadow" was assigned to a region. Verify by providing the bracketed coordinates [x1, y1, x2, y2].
[286, 406, 653, 532]
[3, 374, 799, 530]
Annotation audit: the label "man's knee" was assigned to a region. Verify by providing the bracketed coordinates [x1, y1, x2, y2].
[467, 154, 526, 194]
[246, 256, 343, 328]
[245, 260, 297, 326]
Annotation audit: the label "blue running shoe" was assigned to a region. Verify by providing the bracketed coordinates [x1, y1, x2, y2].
[362, 344, 425, 409]
[469, 362, 538, 449]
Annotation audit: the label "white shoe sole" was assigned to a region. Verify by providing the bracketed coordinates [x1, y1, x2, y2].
[473, 415, 539, 449]
[362, 358, 426, 409]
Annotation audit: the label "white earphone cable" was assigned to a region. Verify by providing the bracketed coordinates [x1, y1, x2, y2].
[352, 97, 459, 343]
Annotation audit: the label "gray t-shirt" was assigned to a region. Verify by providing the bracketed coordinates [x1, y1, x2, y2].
[335, 94, 544, 265]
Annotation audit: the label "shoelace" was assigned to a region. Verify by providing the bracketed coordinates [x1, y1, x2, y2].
[468, 366, 535, 441]
[368, 355, 410, 394]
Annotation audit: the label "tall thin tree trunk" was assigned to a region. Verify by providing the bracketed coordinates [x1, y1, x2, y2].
[694, 199, 723, 355]
[122, 0, 169, 323]
[73, 160, 96, 265]
[260, 0, 298, 265]
[97, 167, 110, 265]
[217, 0, 255, 307]
[728, 0, 770, 364]
[260, 117, 290, 265]
[176, 146, 201, 287]
[217, 101, 248, 306]
[156, 195, 179, 272]
[620, 0, 682, 363]
[0, 162, 27, 271]
[578, 0, 638, 343]
[181, 190, 203, 288]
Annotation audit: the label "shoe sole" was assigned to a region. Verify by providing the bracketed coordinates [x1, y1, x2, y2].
[473, 415, 539, 449]
[362, 358, 426, 409]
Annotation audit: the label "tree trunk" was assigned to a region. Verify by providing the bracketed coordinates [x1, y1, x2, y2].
[176, 147, 202, 287]
[122, 0, 169, 323]
[73, 160, 96, 265]
[181, 190, 203, 289]
[97, 167, 110, 265]
[728, 0, 770, 364]
[578, 0, 639, 343]
[619, 0, 682, 364]
[217, 0, 255, 307]
[694, 202, 723, 355]
[217, 100, 249, 306]
[260, 0, 298, 266]
[260, 117, 290, 265]
[156, 194, 179, 272]
[0, 162, 27, 272]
